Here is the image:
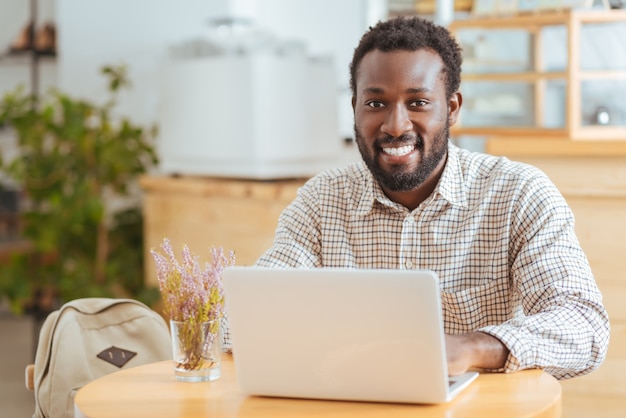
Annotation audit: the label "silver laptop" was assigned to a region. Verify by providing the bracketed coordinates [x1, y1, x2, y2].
[222, 267, 479, 404]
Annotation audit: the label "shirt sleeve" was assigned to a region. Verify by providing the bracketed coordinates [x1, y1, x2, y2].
[255, 178, 323, 268]
[479, 172, 610, 380]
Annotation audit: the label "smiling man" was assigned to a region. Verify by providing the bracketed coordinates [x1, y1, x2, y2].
[254, 16, 609, 380]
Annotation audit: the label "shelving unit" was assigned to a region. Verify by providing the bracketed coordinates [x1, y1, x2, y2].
[0, 0, 57, 98]
[449, 9, 626, 140]
[0, 54, 56, 98]
[0, 1, 57, 243]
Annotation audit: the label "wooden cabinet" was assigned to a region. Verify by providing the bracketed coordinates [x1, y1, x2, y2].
[139, 175, 305, 287]
[486, 137, 626, 417]
[449, 10, 626, 140]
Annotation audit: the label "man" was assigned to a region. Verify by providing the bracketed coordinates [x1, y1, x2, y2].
[255, 16, 609, 380]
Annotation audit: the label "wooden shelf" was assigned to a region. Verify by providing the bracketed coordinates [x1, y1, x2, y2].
[450, 10, 626, 141]
[450, 9, 626, 28]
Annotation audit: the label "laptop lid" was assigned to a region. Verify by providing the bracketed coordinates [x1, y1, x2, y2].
[222, 267, 478, 404]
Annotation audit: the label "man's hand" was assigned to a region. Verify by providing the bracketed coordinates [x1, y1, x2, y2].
[446, 332, 509, 375]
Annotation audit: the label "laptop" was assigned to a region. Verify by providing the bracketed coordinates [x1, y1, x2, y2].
[222, 267, 479, 404]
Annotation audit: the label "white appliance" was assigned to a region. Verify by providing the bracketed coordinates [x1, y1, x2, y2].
[157, 24, 341, 179]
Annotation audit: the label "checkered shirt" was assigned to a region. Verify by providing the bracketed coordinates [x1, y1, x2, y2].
[251, 142, 610, 380]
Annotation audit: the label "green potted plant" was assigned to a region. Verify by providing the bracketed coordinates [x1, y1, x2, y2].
[0, 65, 160, 315]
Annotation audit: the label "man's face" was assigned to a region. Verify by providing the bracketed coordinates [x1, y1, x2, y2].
[352, 49, 460, 193]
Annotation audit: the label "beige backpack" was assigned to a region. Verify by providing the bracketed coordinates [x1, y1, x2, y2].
[26, 297, 171, 418]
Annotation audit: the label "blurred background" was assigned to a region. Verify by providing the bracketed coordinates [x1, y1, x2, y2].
[1, 1, 626, 417]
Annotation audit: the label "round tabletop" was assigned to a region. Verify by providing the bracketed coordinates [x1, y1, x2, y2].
[74, 355, 561, 418]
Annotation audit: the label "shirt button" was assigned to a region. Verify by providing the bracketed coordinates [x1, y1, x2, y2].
[405, 260, 413, 269]
[405, 217, 415, 224]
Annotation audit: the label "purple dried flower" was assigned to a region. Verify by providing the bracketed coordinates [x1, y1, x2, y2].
[150, 238, 235, 323]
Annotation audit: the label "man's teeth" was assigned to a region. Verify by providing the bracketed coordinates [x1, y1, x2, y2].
[382, 144, 414, 156]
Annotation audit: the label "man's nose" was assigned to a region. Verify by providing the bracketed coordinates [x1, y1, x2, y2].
[381, 105, 412, 138]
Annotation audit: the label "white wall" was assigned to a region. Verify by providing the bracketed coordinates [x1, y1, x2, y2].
[56, 0, 387, 139]
[56, 0, 222, 126]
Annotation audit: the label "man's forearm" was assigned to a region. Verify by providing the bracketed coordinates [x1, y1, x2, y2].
[446, 332, 509, 375]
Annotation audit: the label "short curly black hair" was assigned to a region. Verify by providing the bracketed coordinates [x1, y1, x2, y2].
[349, 16, 463, 100]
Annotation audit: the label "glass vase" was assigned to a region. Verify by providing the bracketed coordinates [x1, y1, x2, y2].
[170, 319, 222, 382]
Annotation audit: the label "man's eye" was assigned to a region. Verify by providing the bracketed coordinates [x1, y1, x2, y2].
[366, 101, 385, 108]
[410, 100, 427, 107]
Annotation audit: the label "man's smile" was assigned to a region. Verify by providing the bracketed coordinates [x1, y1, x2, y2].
[382, 144, 415, 157]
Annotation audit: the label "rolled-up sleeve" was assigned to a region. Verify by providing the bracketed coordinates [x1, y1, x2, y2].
[479, 175, 610, 380]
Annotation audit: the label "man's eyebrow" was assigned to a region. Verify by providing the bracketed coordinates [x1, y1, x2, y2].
[361, 87, 432, 95]
[406, 87, 432, 94]
[362, 87, 384, 95]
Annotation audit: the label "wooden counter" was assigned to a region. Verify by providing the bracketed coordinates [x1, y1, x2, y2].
[140, 175, 306, 287]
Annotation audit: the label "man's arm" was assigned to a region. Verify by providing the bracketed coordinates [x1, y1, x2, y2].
[476, 174, 609, 379]
[446, 332, 509, 375]
[255, 179, 322, 268]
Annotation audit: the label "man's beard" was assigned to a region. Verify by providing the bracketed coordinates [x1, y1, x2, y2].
[354, 121, 449, 192]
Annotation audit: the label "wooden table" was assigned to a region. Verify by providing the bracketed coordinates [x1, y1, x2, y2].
[74, 354, 561, 418]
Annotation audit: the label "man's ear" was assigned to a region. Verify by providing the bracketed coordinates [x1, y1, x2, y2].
[448, 92, 462, 126]
[351, 96, 356, 113]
